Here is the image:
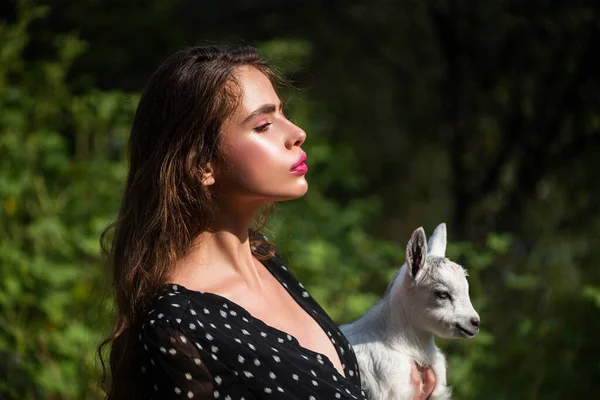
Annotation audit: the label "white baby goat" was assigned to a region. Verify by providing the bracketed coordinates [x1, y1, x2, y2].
[341, 223, 480, 400]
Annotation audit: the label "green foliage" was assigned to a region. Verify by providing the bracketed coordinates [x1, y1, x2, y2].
[0, 3, 135, 398]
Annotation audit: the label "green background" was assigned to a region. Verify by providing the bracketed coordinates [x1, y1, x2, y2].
[1, 0, 600, 398]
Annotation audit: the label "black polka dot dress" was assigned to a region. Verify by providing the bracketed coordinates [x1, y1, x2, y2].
[137, 253, 368, 399]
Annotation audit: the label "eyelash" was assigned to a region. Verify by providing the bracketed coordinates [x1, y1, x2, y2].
[254, 122, 273, 133]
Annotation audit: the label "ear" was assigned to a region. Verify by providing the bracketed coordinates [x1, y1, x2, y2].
[427, 223, 447, 257]
[200, 163, 215, 186]
[406, 227, 428, 279]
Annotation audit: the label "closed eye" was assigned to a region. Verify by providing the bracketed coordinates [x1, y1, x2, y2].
[254, 122, 272, 133]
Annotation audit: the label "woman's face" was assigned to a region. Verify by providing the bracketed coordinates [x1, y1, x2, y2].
[215, 66, 308, 207]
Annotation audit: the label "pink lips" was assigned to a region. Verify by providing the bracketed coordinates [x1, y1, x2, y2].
[290, 152, 308, 174]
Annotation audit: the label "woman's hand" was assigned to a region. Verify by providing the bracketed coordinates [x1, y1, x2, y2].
[410, 363, 436, 400]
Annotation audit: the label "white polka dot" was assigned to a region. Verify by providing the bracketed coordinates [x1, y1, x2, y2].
[211, 345, 219, 353]
[242, 329, 250, 335]
[301, 355, 309, 360]
[286, 334, 293, 341]
[235, 338, 242, 344]
[143, 344, 148, 351]
[141, 366, 146, 373]
[196, 320, 204, 328]
[281, 265, 287, 270]
[349, 369, 355, 376]
[225, 396, 231, 400]
[264, 388, 272, 394]
[301, 291, 309, 298]
[277, 338, 284, 343]
[243, 371, 253, 378]
[309, 396, 316, 400]
[185, 373, 192, 381]
[187, 391, 194, 399]
[150, 320, 155, 325]
[269, 372, 277, 379]
[248, 343, 256, 350]
[174, 387, 181, 395]
[230, 310, 237, 316]
[211, 354, 218, 360]
[215, 375, 222, 385]
[194, 358, 202, 365]
[153, 384, 158, 391]
[311, 370, 317, 377]
[311, 380, 318, 386]
[272, 355, 281, 362]
[254, 358, 261, 366]
[190, 309, 197, 315]
[238, 355, 245, 363]
[180, 335, 187, 344]
[260, 331, 267, 337]
[223, 303, 229, 308]
[214, 390, 220, 398]
[176, 318, 181, 323]
[335, 393, 341, 398]
[299, 282, 304, 288]
[150, 358, 155, 366]
[206, 333, 213, 340]
[332, 374, 338, 381]
[220, 310, 227, 318]
[169, 348, 176, 355]
[210, 323, 217, 329]
[224, 323, 232, 329]
[292, 374, 299, 380]
[159, 347, 167, 354]
[277, 387, 284, 392]
[195, 342, 203, 350]
[242, 317, 249, 322]
[203, 308, 210, 314]
[171, 303, 180, 307]
[189, 323, 196, 330]
[271, 347, 279, 353]
[158, 313, 164, 318]
[168, 292, 175, 296]
[282, 283, 288, 288]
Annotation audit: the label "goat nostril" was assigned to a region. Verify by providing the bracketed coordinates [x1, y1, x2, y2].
[471, 318, 480, 328]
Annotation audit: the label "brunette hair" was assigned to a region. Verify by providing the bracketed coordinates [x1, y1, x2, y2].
[98, 45, 276, 400]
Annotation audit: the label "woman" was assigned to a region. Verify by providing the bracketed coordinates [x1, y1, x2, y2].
[99, 46, 435, 399]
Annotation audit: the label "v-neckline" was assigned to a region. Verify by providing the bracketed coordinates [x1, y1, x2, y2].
[164, 255, 348, 379]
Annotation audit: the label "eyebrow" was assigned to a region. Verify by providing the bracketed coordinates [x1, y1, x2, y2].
[242, 101, 283, 124]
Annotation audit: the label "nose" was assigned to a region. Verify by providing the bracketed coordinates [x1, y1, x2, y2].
[285, 121, 306, 149]
[470, 317, 480, 329]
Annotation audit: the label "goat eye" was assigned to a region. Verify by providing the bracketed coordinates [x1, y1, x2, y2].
[435, 291, 450, 300]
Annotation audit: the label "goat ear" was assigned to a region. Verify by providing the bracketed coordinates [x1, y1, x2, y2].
[406, 227, 428, 279]
[427, 223, 447, 257]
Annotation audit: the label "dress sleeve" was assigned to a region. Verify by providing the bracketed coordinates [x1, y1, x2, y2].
[139, 319, 256, 400]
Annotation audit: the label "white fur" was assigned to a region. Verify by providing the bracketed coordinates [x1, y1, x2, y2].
[341, 223, 479, 400]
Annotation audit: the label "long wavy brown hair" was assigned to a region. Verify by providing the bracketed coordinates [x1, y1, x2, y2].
[98, 46, 277, 400]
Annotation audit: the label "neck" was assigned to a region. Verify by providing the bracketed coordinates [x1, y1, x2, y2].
[360, 266, 435, 366]
[170, 200, 267, 290]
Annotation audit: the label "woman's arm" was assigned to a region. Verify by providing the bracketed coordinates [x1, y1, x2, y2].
[141, 320, 256, 399]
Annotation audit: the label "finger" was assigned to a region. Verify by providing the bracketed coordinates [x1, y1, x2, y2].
[409, 364, 422, 399]
[421, 367, 437, 397]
